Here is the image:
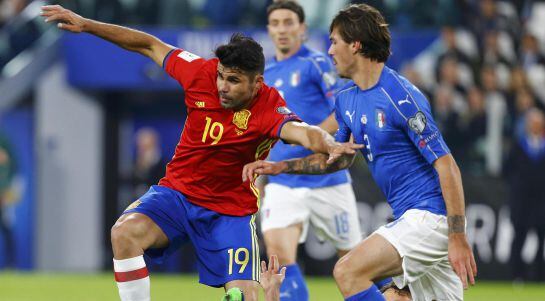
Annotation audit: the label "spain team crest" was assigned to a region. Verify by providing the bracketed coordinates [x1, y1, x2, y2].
[232, 109, 251, 130]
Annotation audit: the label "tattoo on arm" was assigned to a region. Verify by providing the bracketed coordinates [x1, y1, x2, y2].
[448, 215, 466, 234]
[283, 153, 354, 174]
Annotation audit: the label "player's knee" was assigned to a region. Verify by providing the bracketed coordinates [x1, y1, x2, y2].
[110, 216, 146, 251]
[333, 255, 366, 285]
[333, 256, 351, 283]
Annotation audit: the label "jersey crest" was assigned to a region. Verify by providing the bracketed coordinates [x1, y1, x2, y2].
[376, 109, 386, 128]
[232, 109, 251, 131]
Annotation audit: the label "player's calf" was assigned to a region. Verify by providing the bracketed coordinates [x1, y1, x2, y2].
[225, 280, 260, 301]
[111, 213, 169, 301]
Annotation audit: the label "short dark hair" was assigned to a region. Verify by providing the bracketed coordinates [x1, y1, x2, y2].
[214, 33, 265, 76]
[330, 4, 391, 63]
[266, 0, 305, 23]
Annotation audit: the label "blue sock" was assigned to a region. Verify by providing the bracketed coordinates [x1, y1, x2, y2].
[374, 277, 392, 290]
[345, 284, 385, 301]
[279, 264, 309, 301]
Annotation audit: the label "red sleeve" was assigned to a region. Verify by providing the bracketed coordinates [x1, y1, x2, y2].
[163, 48, 206, 88]
[261, 88, 302, 138]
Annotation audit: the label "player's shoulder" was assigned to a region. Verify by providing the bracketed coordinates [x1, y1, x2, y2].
[257, 83, 283, 105]
[336, 81, 358, 97]
[380, 66, 430, 118]
[297, 46, 333, 72]
[264, 60, 278, 73]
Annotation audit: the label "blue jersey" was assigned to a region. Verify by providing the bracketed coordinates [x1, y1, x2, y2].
[335, 66, 450, 219]
[265, 45, 350, 188]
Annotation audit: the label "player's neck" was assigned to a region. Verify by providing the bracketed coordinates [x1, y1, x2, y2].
[275, 43, 302, 61]
[352, 60, 384, 91]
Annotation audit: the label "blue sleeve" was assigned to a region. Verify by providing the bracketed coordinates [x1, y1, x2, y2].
[389, 84, 450, 164]
[334, 101, 351, 142]
[309, 55, 341, 110]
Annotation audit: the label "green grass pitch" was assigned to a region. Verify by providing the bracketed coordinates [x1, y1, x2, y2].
[1, 272, 544, 300]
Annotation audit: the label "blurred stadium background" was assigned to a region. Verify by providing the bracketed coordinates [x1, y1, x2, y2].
[1, 0, 545, 300]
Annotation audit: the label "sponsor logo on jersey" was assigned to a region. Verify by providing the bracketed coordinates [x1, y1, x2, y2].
[276, 106, 292, 115]
[419, 139, 427, 148]
[345, 110, 355, 123]
[195, 101, 205, 108]
[397, 94, 411, 105]
[361, 114, 367, 125]
[178, 50, 200, 62]
[408, 111, 427, 134]
[376, 110, 386, 128]
[232, 109, 251, 130]
[290, 70, 300, 87]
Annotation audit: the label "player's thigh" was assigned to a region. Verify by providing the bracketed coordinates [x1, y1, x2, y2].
[308, 184, 361, 250]
[335, 233, 403, 281]
[190, 212, 261, 288]
[112, 212, 169, 250]
[113, 185, 191, 260]
[225, 280, 260, 301]
[260, 183, 309, 234]
[263, 223, 302, 264]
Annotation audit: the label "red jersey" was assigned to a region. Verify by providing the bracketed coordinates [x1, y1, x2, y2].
[158, 49, 300, 216]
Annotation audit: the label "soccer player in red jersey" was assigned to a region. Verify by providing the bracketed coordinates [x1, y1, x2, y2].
[41, 5, 362, 301]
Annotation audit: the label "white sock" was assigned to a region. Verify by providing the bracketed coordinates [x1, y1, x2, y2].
[113, 255, 151, 301]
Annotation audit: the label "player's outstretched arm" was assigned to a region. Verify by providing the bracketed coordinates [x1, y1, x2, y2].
[433, 154, 477, 289]
[279, 121, 363, 164]
[260, 255, 286, 301]
[242, 153, 355, 182]
[41, 5, 173, 66]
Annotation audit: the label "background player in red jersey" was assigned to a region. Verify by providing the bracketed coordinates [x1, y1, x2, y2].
[41, 5, 362, 301]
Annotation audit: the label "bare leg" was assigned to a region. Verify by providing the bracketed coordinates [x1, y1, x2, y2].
[110, 213, 169, 301]
[333, 234, 403, 298]
[225, 280, 261, 301]
[263, 224, 302, 265]
[111, 212, 169, 259]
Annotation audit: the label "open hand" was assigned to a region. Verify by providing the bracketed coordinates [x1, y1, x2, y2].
[326, 142, 364, 164]
[260, 255, 286, 295]
[448, 234, 477, 289]
[41, 5, 87, 33]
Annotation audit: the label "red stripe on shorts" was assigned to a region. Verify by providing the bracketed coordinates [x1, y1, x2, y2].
[114, 267, 149, 282]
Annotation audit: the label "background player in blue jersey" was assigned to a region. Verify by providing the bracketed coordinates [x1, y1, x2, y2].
[261, 2, 362, 300]
[244, 4, 477, 301]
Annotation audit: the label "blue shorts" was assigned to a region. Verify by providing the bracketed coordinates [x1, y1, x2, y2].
[123, 185, 260, 287]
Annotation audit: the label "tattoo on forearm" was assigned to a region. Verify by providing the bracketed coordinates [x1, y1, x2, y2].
[284, 153, 354, 174]
[448, 215, 466, 234]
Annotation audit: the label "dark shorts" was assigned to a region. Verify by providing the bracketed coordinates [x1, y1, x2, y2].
[123, 185, 260, 287]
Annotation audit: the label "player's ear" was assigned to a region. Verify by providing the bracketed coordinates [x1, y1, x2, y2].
[352, 41, 362, 55]
[253, 74, 264, 93]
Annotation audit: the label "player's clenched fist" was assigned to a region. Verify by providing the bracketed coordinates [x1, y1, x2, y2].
[41, 5, 87, 33]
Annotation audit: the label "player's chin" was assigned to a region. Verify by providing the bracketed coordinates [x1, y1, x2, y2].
[219, 98, 235, 109]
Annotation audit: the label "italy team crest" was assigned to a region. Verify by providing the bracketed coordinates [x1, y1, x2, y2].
[290, 70, 301, 87]
[232, 109, 251, 130]
[376, 110, 386, 128]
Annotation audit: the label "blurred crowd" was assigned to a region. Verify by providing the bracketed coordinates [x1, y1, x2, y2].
[1, 0, 544, 177]
[400, 0, 545, 178]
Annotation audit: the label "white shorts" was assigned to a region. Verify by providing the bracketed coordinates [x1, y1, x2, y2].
[260, 183, 361, 250]
[375, 209, 463, 301]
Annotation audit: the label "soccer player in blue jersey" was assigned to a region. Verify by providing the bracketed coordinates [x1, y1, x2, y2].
[261, 2, 362, 300]
[244, 4, 477, 301]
